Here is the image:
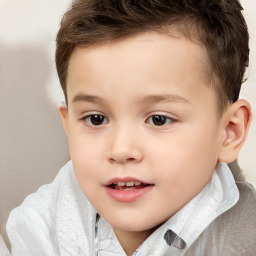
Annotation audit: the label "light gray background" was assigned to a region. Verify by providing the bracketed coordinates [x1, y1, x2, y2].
[0, 0, 255, 247]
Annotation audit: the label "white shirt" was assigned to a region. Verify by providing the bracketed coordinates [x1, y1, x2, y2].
[0, 234, 10, 256]
[6, 161, 239, 256]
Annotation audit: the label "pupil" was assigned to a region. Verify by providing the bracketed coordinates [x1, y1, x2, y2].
[91, 115, 104, 125]
[152, 115, 166, 126]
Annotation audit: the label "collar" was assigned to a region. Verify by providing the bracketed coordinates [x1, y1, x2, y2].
[98, 163, 239, 255]
[142, 162, 239, 255]
[163, 162, 239, 251]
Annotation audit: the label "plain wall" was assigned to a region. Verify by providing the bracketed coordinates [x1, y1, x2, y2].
[0, 0, 255, 247]
[237, 0, 256, 186]
[0, 0, 71, 246]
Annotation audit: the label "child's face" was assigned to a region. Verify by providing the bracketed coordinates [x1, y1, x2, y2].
[61, 32, 226, 235]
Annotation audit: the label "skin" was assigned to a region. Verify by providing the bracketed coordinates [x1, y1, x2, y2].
[59, 31, 251, 255]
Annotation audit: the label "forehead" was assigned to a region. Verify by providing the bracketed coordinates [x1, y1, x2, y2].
[69, 30, 207, 63]
[68, 31, 209, 80]
[67, 31, 216, 111]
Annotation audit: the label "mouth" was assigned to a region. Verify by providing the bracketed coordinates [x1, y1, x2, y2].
[108, 181, 150, 191]
[105, 178, 154, 202]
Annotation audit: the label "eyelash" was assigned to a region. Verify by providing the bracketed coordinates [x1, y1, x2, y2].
[81, 114, 109, 126]
[146, 115, 174, 126]
[80, 114, 174, 127]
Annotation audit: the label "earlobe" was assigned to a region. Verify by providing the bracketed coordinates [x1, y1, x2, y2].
[59, 104, 69, 136]
[218, 99, 252, 163]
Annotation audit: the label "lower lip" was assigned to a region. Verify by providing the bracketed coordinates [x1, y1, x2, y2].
[105, 185, 154, 202]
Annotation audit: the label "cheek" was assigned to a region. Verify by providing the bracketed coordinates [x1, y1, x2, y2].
[69, 128, 104, 164]
[68, 135, 103, 189]
[68, 138, 109, 214]
[151, 126, 219, 189]
[151, 127, 217, 163]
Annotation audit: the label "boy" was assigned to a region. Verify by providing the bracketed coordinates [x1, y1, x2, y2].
[6, 0, 256, 255]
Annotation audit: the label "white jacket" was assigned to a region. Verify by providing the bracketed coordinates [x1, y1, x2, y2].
[6, 161, 256, 255]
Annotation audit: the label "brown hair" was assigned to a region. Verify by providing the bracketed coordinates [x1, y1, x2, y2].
[56, 0, 249, 113]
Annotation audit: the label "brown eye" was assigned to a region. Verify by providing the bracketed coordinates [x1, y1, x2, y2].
[84, 115, 108, 126]
[147, 115, 173, 126]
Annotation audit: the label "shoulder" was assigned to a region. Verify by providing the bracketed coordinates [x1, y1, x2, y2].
[236, 181, 256, 203]
[222, 181, 256, 233]
[6, 161, 94, 255]
[7, 161, 75, 225]
[227, 181, 256, 230]
[186, 182, 256, 256]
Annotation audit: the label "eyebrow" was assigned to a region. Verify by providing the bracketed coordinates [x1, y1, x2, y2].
[71, 93, 190, 105]
[137, 94, 190, 104]
[72, 94, 103, 104]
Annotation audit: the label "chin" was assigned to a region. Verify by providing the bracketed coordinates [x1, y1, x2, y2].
[106, 215, 164, 233]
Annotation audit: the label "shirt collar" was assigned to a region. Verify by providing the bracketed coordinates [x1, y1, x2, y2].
[158, 162, 239, 251]
[98, 163, 239, 255]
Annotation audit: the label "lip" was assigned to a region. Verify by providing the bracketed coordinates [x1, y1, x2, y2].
[104, 176, 154, 202]
[105, 176, 147, 186]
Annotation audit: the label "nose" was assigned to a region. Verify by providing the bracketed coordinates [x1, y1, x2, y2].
[107, 127, 144, 164]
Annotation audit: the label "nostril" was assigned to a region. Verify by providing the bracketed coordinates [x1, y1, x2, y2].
[109, 157, 135, 164]
[107, 147, 143, 164]
[127, 157, 136, 162]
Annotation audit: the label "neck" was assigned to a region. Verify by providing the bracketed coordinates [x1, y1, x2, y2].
[113, 227, 157, 255]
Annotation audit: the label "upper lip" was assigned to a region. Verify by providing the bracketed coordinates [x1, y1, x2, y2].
[105, 177, 151, 186]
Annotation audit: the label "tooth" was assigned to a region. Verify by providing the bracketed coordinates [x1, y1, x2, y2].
[134, 182, 141, 186]
[126, 187, 136, 190]
[117, 182, 125, 186]
[125, 182, 135, 187]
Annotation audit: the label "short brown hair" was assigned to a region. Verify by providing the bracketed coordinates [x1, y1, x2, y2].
[56, 0, 249, 113]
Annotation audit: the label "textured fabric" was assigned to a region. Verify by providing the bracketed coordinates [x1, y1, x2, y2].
[184, 182, 256, 256]
[7, 161, 98, 256]
[0, 234, 10, 256]
[97, 163, 240, 255]
[6, 161, 256, 255]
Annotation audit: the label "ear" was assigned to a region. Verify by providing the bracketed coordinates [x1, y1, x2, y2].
[218, 99, 252, 163]
[59, 104, 69, 136]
